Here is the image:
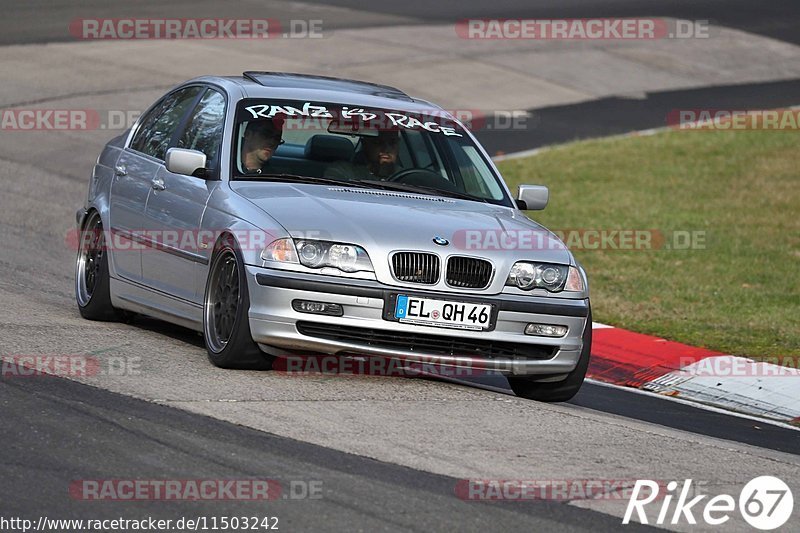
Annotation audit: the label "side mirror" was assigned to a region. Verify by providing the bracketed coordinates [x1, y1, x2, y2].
[516, 184, 549, 210]
[165, 148, 208, 177]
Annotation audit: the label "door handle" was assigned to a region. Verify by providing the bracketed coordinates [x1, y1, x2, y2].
[151, 177, 166, 191]
[115, 165, 127, 177]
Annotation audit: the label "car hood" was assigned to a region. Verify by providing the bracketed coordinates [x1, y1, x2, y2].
[230, 182, 572, 264]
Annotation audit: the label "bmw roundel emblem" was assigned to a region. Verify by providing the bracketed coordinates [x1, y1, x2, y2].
[432, 236, 449, 246]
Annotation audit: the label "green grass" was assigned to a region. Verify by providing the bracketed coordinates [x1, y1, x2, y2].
[497, 129, 800, 360]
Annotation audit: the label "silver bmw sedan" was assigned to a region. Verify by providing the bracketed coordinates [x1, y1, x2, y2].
[75, 72, 591, 401]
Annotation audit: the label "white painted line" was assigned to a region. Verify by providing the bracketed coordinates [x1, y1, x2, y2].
[586, 378, 800, 432]
[492, 146, 551, 162]
[592, 322, 613, 329]
[440, 374, 800, 431]
[492, 128, 671, 162]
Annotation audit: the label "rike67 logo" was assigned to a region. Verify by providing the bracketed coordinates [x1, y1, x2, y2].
[624, 476, 793, 530]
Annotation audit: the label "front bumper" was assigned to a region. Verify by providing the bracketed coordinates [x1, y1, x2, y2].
[246, 266, 590, 377]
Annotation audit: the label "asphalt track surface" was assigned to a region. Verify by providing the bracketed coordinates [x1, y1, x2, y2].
[5, 0, 799, 154]
[477, 78, 800, 155]
[1, 365, 656, 532]
[314, 0, 800, 45]
[4, 0, 799, 45]
[1, 1, 800, 532]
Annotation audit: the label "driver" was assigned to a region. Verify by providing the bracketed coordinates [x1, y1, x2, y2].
[240, 117, 284, 174]
[324, 129, 399, 181]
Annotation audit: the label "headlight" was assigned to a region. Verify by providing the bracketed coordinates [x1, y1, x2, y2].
[328, 244, 360, 271]
[506, 262, 572, 292]
[294, 240, 374, 273]
[262, 238, 374, 273]
[297, 240, 325, 267]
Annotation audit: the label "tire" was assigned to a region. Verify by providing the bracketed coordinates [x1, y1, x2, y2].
[203, 236, 274, 370]
[75, 212, 120, 321]
[507, 309, 592, 402]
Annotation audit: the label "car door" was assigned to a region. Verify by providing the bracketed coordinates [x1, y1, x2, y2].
[108, 149, 158, 282]
[141, 87, 226, 303]
[109, 86, 204, 283]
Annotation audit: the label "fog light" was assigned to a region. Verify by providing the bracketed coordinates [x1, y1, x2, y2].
[292, 300, 343, 316]
[525, 323, 568, 337]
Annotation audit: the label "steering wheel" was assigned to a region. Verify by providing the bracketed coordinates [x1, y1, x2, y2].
[386, 168, 459, 192]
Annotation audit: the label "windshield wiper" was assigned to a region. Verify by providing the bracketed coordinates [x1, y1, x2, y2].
[353, 179, 490, 203]
[239, 173, 371, 189]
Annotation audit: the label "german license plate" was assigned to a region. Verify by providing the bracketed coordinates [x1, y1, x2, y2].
[394, 295, 492, 331]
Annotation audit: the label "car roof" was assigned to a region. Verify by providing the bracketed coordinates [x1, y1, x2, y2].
[188, 72, 449, 117]
[244, 71, 411, 99]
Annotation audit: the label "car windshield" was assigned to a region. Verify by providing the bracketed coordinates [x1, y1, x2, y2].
[232, 99, 511, 206]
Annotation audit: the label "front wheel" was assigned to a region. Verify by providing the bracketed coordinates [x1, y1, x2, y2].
[507, 309, 592, 402]
[203, 237, 273, 369]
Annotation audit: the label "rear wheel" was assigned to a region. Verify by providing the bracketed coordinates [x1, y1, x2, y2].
[507, 309, 592, 402]
[203, 237, 273, 369]
[75, 212, 119, 321]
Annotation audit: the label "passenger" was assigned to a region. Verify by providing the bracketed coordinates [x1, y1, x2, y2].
[325, 129, 399, 181]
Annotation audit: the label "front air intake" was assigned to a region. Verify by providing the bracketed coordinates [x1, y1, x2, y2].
[445, 256, 493, 289]
[391, 252, 440, 284]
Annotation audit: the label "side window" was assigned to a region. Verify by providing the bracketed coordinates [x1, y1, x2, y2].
[178, 89, 226, 166]
[130, 86, 203, 160]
